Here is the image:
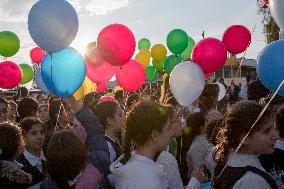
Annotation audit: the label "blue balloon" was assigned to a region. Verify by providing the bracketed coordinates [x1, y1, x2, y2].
[257, 40, 284, 96]
[28, 0, 79, 53]
[41, 47, 86, 97]
[201, 182, 212, 189]
[35, 67, 50, 94]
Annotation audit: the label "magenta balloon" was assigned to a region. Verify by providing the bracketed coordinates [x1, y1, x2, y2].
[30, 47, 46, 64]
[97, 24, 136, 66]
[86, 59, 116, 84]
[222, 25, 251, 54]
[0, 61, 22, 89]
[116, 60, 146, 92]
[96, 83, 107, 93]
[192, 38, 227, 74]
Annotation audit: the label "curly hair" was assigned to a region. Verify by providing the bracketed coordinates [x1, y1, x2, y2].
[199, 84, 219, 113]
[121, 101, 169, 164]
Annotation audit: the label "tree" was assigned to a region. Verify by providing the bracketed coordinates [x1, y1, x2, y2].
[257, 0, 279, 43]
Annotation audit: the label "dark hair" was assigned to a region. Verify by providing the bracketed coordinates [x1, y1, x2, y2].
[213, 101, 272, 183]
[247, 79, 270, 102]
[275, 104, 284, 138]
[165, 96, 179, 108]
[82, 92, 100, 108]
[17, 87, 29, 97]
[121, 101, 169, 164]
[206, 118, 224, 146]
[199, 84, 219, 113]
[92, 101, 119, 129]
[46, 131, 86, 189]
[126, 93, 140, 111]
[164, 105, 175, 120]
[17, 97, 39, 119]
[48, 99, 67, 123]
[19, 117, 43, 135]
[0, 122, 22, 161]
[114, 90, 124, 100]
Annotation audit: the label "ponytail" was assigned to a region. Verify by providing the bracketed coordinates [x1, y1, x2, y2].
[121, 134, 132, 164]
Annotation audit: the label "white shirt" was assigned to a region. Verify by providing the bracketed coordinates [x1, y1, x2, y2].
[23, 148, 45, 172]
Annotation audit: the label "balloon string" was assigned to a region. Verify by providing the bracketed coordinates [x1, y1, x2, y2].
[54, 100, 64, 134]
[233, 25, 257, 79]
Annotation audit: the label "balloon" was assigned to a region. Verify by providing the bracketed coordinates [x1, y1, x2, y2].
[97, 24, 135, 66]
[0, 61, 22, 89]
[262, 0, 269, 8]
[73, 77, 97, 100]
[192, 37, 227, 74]
[152, 59, 164, 72]
[116, 60, 146, 92]
[99, 96, 118, 103]
[205, 72, 213, 78]
[0, 31, 20, 57]
[257, 40, 284, 96]
[86, 59, 116, 84]
[170, 61, 205, 106]
[135, 49, 151, 68]
[19, 64, 34, 84]
[85, 48, 104, 67]
[97, 83, 107, 93]
[28, 0, 79, 53]
[41, 47, 86, 97]
[166, 29, 188, 54]
[30, 47, 46, 64]
[222, 25, 251, 54]
[270, 0, 284, 38]
[146, 66, 158, 81]
[138, 38, 151, 50]
[35, 67, 50, 93]
[216, 82, 226, 101]
[151, 44, 167, 62]
[164, 55, 182, 74]
[73, 85, 84, 101]
[179, 36, 195, 60]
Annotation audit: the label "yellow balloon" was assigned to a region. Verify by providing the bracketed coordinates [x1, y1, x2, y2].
[73, 85, 84, 100]
[135, 49, 151, 68]
[73, 77, 97, 100]
[151, 44, 167, 62]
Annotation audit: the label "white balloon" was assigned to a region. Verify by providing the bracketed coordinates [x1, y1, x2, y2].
[170, 61, 205, 106]
[270, 0, 284, 39]
[216, 82, 226, 101]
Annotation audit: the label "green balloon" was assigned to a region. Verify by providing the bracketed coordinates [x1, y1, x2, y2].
[164, 55, 182, 74]
[152, 59, 164, 72]
[166, 29, 188, 55]
[146, 66, 158, 81]
[20, 64, 33, 84]
[0, 31, 20, 57]
[179, 36, 195, 60]
[138, 38, 151, 50]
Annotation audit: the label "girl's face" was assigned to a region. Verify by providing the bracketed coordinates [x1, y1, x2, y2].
[154, 118, 172, 151]
[244, 117, 279, 155]
[169, 111, 183, 137]
[38, 105, 50, 122]
[24, 124, 46, 152]
[108, 105, 125, 132]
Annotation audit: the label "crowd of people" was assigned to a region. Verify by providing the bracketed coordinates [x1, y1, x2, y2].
[0, 75, 283, 189]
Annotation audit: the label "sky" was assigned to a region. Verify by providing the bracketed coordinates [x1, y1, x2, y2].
[0, 0, 267, 65]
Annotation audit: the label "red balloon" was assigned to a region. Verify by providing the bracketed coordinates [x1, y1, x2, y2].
[99, 96, 118, 103]
[192, 38, 227, 74]
[222, 25, 251, 54]
[0, 61, 22, 89]
[96, 83, 107, 93]
[116, 60, 146, 92]
[97, 24, 136, 66]
[86, 59, 116, 84]
[30, 47, 46, 64]
[205, 72, 213, 78]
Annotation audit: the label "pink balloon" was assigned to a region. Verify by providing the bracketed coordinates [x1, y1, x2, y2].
[96, 83, 107, 93]
[192, 38, 227, 74]
[222, 25, 251, 54]
[97, 24, 136, 66]
[85, 48, 104, 67]
[30, 47, 46, 64]
[99, 96, 118, 103]
[116, 60, 146, 92]
[0, 61, 22, 89]
[86, 59, 116, 84]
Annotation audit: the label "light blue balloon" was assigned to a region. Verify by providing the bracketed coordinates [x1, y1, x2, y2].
[201, 182, 212, 189]
[35, 67, 50, 94]
[28, 0, 79, 53]
[41, 47, 86, 97]
[257, 40, 284, 96]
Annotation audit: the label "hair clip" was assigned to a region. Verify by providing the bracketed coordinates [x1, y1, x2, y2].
[157, 107, 166, 116]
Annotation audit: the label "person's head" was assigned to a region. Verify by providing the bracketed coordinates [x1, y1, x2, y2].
[49, 99, 75, 125]
[0, 122, 24, 161]
[125, 93, 140, 111]
[247, 79, 270, 102]
[219, 78, 224, 84]
[206, 118, 224, 146]
[17, 97, 39, 120]
[165, 105, 182, 137]
[122, 101, 171, 164]
[17, 87, 29, 98]
[165, 96, 179, 110]
[82, 92, 100, 108]
[46, 131, 86, 189]
[38, 104, 50, 122]
[0, 98, 10, 122]
[214, 101, 279, 178]
[114, 90, 124, 104]
[93, 101, 125, 132]
[199, 84, 219, 112]
[149, 95, 159, 103]
[185, 112, 206, 145]
[275, 104, 284, 139]
[19, 117, 45, 154]
[7, 100, 17, 122]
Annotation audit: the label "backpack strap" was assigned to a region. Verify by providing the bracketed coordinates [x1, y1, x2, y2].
[246, 166, 278, 189]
